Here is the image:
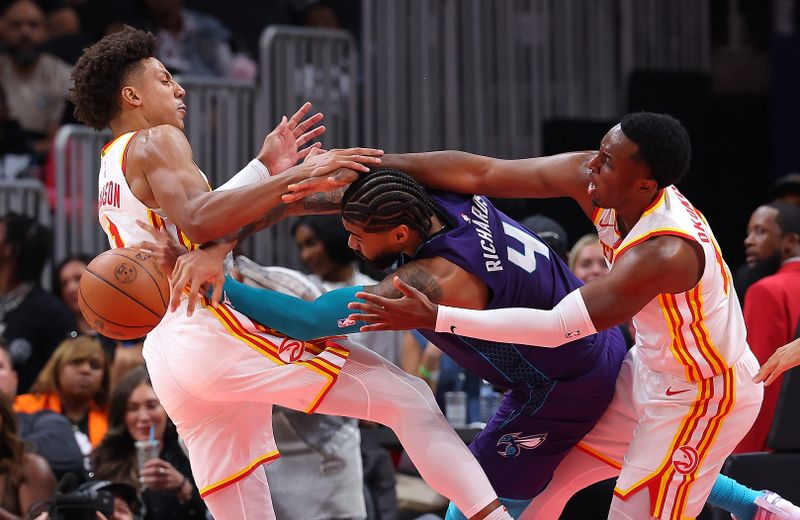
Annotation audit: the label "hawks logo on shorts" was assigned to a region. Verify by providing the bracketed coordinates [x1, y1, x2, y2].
[671, 445, 699, 475]
[496, 432, 547, 457]
[278, 338, 305, 363]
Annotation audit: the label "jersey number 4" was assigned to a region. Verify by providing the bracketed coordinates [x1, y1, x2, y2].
[503, 222, 550, 273]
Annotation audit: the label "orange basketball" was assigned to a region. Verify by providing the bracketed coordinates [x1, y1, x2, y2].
[78, 248, 170, 340]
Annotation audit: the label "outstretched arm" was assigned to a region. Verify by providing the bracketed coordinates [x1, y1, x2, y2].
[754, 338, 800, 386]
[283, 150, 596, 217]
[348, 236, 703, 346]
[219, 256, 482, 338]
[127, 124, 382, 244]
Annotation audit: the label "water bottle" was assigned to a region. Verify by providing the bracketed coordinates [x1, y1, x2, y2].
[479, 380, 501, 424]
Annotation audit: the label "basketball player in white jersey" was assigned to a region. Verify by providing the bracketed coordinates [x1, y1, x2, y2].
[70, 27, 512, 520]
[316, 113, 770, 519]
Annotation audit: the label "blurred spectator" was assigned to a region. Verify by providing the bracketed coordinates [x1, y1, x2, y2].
[521, 214, 569, 263]
[52, 254, 94, 338]
[733, 174, 800, 302]
[0, 391, 56, 518]
[568, 234, 607, 284]
[0, 340, 84, 481]
[735, 202, 800, 453]
[0, 213, 75, 392]
[127, 0, 256, 80]
[301, 1, 340, 29]
[568, 234, 634, 348]
[92, 367, 206, 520]
[39, 0, 95, 66]
[0, 0, 72, 158]
[14, 336, 109, 456]
[769, 172, 800, 208]
[292, 215, 405, 365]
[231, 260, 368, 520]
[0, 86, 35, 180]
[52, 254, 139, 388]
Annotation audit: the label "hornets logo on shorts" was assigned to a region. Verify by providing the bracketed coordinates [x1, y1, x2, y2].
[496, 432, 547, 457]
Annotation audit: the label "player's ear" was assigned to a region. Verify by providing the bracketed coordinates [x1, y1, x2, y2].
[639, 177, 658, 194]
[393, 224, 411, 244]
[121, 86, 142, 108]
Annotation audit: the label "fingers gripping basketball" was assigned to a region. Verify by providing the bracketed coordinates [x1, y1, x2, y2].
[78, 248, 170, 339]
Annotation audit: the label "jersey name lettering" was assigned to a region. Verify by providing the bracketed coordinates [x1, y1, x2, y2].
[471, 195, 503, 272]
[99, 180, 121, 209]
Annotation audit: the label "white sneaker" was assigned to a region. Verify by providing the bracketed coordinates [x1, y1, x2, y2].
[754, 492, 800, 520]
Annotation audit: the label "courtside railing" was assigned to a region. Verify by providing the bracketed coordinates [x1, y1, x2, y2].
[0, 179, 51, 225]
[256, 26, 359, 270]
[53, 125, 111, 263]
[0, 179, 54, 288]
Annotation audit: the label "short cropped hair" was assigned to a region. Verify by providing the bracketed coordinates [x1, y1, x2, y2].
[620, 112, 692, 188]
[70, 26, 156, 130]
[765, 201, 800, 237]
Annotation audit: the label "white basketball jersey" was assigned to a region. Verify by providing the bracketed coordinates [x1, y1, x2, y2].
[592, 186, 748, 381]
[98, 131, 204, 252]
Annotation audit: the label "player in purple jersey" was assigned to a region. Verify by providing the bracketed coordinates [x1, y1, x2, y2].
[160, 167, 627, 519]
[154, 165, 794, 520]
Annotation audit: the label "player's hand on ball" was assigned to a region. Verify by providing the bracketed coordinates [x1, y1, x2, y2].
[753, 337, 800, 386]
[169, 242, 231, 316]
[140, 458, 184, 491]
[131, 221, 187, 276]
[282, 147, 383, 203]
[258, 101, 326, 175]
[347, 276, 438, 331]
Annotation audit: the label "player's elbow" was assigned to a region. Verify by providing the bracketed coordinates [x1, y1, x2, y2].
[179, 220, 217, 244]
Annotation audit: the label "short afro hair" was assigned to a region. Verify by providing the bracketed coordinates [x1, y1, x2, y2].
[620, 112, 692, 188]
[70, 26, 156, 130]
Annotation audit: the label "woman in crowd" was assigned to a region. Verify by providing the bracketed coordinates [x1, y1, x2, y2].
[92, 367, 205, 519]
[568, 234, 608, 283]
[14, 336, 109, 453]
[53, 254, 94, 337]
[53, 255, 144, 387]
[0, 393, 55, 518]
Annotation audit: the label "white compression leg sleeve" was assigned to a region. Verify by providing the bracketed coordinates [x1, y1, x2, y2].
[313, 341, 508, 519]
[436, 288, 596, 347]
[520, 448, 620, 520]
[202, 466, 275, 520]
[215, 159, 270, 191]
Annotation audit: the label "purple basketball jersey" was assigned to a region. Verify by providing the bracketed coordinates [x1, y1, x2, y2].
[401, 190, 612, 388]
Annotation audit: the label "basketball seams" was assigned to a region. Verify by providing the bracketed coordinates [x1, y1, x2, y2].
[84, 267, 163, 320]
[78, 286, 155, 331]
[102, 249, 169, 308]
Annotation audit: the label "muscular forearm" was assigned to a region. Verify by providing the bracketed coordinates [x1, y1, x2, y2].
[222, 277, 365, 340]
[209, 187, 346, 247]
[435, 289, 597, 347]
[181, 168, 308, 243]
[381, 151, 492, 195]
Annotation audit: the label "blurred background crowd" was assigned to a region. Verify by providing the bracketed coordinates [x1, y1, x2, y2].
[0, 0, 798, 519]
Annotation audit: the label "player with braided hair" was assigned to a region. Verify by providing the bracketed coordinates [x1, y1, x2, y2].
[341, 167, 437, 237]
[165, 167, 629, 519]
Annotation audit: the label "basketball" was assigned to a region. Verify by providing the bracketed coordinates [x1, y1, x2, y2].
[78, 248, 170, 340]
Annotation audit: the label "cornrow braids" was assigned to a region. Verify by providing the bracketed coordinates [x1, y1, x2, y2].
[342, 169, 437, 238]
